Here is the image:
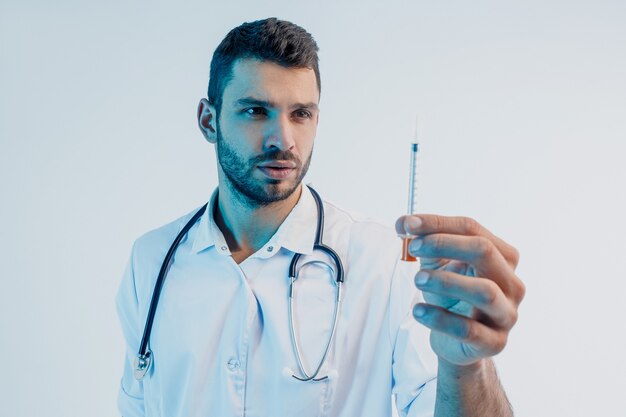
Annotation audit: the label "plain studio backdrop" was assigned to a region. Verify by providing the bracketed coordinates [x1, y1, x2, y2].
[1, 1, 624, 416]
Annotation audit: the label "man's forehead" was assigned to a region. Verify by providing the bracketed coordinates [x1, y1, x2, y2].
[223, 58, 319, 106]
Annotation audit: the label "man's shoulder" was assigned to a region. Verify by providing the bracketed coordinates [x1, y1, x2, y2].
[323, 198, 395, 234]
[131, 204, 205, 258]
[320, 197, 406, 288]
[322, 197, 399, 251]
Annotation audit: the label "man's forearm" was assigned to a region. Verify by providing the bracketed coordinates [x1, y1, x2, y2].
[434, 358, 513, 417]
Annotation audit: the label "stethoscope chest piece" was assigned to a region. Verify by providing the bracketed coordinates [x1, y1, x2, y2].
[134, 351, 152, 380]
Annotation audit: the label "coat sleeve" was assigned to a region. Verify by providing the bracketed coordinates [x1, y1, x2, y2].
[115, 241, 145, 417]
[389, 257, 438, 417]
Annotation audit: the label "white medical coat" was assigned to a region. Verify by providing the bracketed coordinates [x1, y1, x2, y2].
[116, 185, 438, 417]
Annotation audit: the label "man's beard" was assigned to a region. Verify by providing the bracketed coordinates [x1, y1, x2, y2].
[216, 126, 312, 207]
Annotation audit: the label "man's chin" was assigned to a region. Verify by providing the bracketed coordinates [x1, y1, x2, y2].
[227, 181, 300, 207]
[260, 181, 301, 202]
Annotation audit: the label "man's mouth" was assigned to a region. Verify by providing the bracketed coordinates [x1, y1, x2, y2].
[257, 161, 297, 179]
[258, 161, 297, 169]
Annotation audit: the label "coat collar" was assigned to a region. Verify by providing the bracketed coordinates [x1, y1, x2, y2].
[191, 184, 318, 257]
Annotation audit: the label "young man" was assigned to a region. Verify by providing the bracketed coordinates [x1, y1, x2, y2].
[116, 18, 525, 417]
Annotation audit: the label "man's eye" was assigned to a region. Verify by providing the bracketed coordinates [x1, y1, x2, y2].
[294, 110, 312, 119]
[244, 107, 267, 117]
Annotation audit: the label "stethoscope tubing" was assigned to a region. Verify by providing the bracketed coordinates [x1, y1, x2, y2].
[286, 187, 344, 381]
[288, 272, 342, 381]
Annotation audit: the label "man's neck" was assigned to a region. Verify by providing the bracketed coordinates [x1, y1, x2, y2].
[214, 182, 302, 264]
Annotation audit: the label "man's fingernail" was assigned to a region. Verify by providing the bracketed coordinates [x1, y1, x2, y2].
[413, 304, 426, 318]
[409, 238, 423, 254]
[415, 271, 429, 286]
[404, 216, 422, 234]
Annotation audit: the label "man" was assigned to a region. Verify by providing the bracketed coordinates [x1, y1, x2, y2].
[116, 17, 525, 417]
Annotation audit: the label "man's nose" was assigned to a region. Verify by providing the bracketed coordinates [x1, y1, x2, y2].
[263, 113, 296, 151]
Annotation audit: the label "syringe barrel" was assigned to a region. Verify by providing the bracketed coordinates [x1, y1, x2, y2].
[402, 142, 420, 262]
[407, 143, 420, 215]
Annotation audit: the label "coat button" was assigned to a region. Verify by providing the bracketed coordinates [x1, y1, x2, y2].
[227, 358, 240, 370]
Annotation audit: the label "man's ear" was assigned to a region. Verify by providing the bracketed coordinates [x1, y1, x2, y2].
[197, 98, 217, 144]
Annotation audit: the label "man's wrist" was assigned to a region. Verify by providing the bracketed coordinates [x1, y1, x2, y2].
[437, 357, 488, 380]
[434, 358, 513, 417]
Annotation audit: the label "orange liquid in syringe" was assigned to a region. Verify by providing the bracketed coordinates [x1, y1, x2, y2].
[401, 236, 417, 262]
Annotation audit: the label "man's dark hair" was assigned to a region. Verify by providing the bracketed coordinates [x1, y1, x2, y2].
[208, 17, 321, 118]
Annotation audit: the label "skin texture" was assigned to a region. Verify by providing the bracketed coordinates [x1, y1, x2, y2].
[198, 57, 525, 415]
[216, 127, 312, 205]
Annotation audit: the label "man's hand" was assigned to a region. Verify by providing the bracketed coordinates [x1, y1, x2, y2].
[395, 214, 525, 367]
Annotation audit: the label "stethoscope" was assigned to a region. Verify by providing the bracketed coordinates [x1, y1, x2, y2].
[134, 186, 344, 383]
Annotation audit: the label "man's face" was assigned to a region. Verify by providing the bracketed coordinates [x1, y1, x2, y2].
[213, 58, 320, 206]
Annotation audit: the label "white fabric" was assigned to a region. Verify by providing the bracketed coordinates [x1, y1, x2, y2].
[116, 185, 438, 417]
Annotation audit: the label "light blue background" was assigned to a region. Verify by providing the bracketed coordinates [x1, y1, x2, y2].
[1, 1, 625, 416]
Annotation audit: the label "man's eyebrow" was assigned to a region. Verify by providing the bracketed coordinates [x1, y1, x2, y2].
[295, 102, 319, 111]
[235, 97, 319, 111]
[235, 97, 274, 108]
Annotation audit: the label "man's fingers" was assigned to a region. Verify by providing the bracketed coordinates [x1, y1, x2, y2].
[396, 214, 520, 270]
[414, 269, 518, 330]
[408, 232, 524, 303]
[412, 303, 508, 357]
[395, 215, 423, 236]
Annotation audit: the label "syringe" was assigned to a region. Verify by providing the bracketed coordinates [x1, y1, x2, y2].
[401, 119, 420, 262]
